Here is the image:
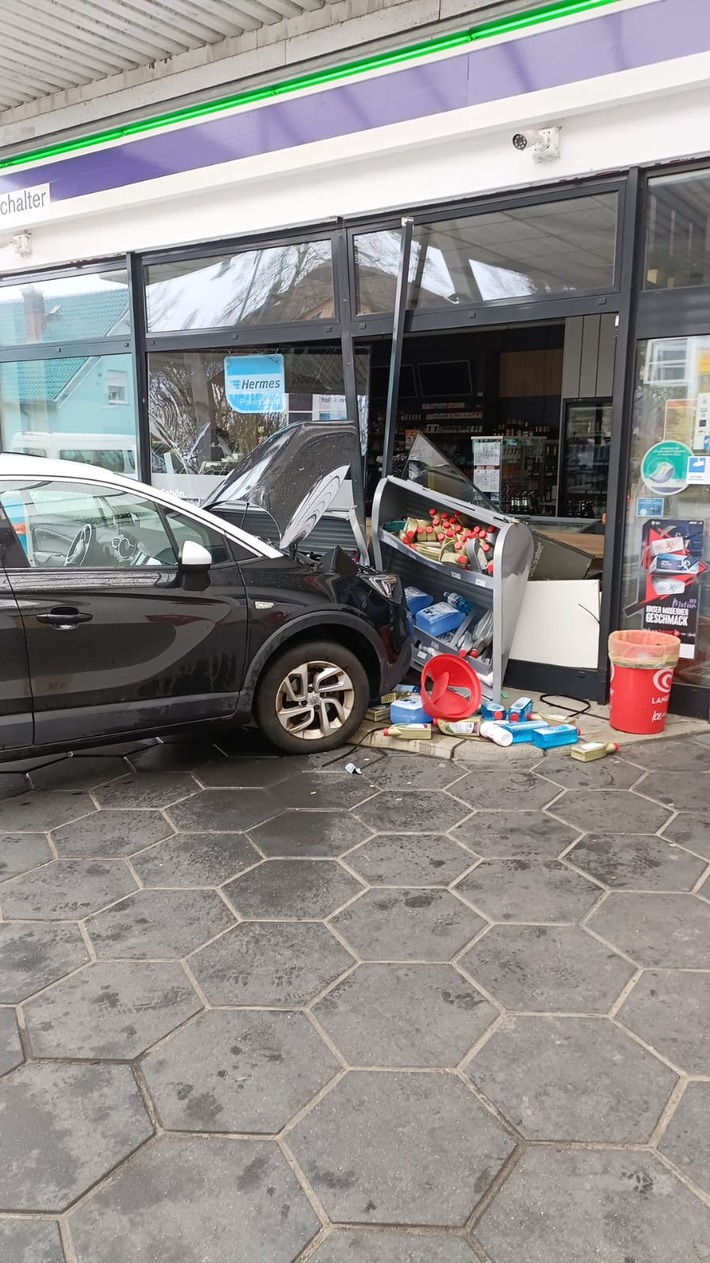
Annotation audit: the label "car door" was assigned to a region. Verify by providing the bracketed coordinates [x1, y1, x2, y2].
[0, 507, 33, 753]
[0, 475, 248, 747]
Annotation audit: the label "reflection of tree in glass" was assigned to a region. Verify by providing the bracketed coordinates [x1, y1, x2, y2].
[149, 353, 288, 473]
[147, 242, 334, 332]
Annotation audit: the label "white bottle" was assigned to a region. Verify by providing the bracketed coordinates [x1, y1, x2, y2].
[479, 721, 514, 747]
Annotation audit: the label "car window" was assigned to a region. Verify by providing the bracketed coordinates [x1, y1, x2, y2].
[0, 480, 178, 569]
[163, 508, 232, 564]
[58, 449, 128, 474]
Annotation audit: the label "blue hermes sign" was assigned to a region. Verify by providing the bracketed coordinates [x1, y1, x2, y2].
[224, 354, 285, 414]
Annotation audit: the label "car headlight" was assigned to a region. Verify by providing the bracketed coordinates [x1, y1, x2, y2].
[363, 572, 403, 602]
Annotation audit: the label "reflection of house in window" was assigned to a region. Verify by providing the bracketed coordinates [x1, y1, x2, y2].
[0, 286, 133, 451]
[644, 338, 690, 385]
[107, 370, 128, 404]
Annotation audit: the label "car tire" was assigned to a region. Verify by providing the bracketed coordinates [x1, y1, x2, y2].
[255, 639, 370, 754]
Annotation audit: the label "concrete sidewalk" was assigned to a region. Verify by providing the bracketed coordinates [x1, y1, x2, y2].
[0, 731, 709, 1261]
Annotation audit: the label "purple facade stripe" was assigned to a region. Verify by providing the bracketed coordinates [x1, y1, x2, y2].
[0, 0, 705, 204]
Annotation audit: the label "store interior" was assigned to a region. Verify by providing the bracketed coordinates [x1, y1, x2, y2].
[363, 319, 615, 547]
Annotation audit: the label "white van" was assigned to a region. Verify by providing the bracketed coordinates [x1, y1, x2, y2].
[9, 432, 187, 477]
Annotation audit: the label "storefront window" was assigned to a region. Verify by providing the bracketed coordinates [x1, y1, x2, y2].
[354, 192, 619, 314]
[147, 345, 369, 500]
[0, 272, 130, 346]
[145, 241, 335, 333]
[644, 169, 710, 290]
[0, 354, 138, 478]
[620, 335, 710, 686]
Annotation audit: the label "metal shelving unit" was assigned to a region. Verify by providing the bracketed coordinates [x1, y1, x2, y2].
[371, 474, 534, 699]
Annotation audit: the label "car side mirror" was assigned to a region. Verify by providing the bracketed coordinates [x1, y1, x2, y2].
[178, 539, 212, 590]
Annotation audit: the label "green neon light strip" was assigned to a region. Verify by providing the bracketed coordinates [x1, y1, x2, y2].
[0, 0, 619, 174]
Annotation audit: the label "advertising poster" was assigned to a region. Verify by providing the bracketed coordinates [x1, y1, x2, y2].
[664, 399, 695, 445]
[224, 354, 285, 414]
[693, 393, 710, 451]
[632, 519, 707, 659]
[640, 441, 692, 497]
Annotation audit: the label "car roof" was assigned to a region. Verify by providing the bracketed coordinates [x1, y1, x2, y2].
[0, 453, 282, 559]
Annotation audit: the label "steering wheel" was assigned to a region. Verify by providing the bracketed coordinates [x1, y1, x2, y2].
[64, 523, 96, 567]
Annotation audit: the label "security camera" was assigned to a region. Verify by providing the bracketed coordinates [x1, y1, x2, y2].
[512, 127, 561, 163]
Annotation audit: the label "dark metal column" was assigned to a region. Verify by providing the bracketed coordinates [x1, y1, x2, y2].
[333, 227, 366, 530]
[382, 217, 413, 477]
[596, 169, 643, 700]
[126, 252, 151, 485]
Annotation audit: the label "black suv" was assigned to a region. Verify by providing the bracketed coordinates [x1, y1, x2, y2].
[0, 425, 410, 757]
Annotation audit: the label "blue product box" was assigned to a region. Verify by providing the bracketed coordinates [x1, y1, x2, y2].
[414, 603, 465, 637]
[531, 724, 579, 750]
[405, 586, 435, 614]
[497, 719, 548, 743]
[481, 699, 507, 722]
[506, 696, 534, 722]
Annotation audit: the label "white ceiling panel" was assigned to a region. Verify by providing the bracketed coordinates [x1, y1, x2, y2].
[0, 0, 329, 111]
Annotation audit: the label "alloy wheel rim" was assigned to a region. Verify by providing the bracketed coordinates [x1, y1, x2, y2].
[275, 659, 356, 740]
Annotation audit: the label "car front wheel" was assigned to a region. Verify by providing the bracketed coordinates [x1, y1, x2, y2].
[255, 640, 370, 754]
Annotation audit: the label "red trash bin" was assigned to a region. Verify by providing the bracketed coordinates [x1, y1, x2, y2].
[608, 630, 680, 734]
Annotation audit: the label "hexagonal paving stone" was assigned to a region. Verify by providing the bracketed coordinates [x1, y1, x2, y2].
[51, 810, 174, 859]
[310, 1233, 476, 1261]
[636, 769, 710, 813]
[191, 921, 354, 1006]
[70, 1135, 319, 1263]
[660, 812, 710, 861]
[467, 1015, 676, 1141]
[29, 757, 128, 792]
[0, 1219, 65, 1262]
[566, 832, 707, 891]
[192, 757, 295, 788]
[289, 1071, 514, 1226]
[248, 810, 373, 858]
[94, 772, 198, 809]
[0, 1062, 152, 1212]
[588, 893, 710, 967]
[449, 812, 578, 861]
[0, 860, 136, 921]
[355, 791, 469, 834]
[131, 833, 260, 887]
[333, 889, 485, 961]
[626, 736, 710, 771]
[460, 926, 635, 1013]
[274, 772, 379, 810]
[552, 789, 671, 835]
[0, 833, 53, 881]
[0, 773, 27, 800]
[532, 754, 643, 790]
[0, 790, 93, 832]
[659, 1082, 710, 1194]
[454, 860, 601, 924]
[86, 889, 234, 960]
[313, 964, 496, 1067]
[346, 835, 477, 887]
[142, 1009, 338, 1133]
[362, 754, 467, 791]
[0, 1008, 23, 1077]
[24, 961, 201, 1059]
[167, 788, 278, 832]
[0, 923, 88, 1003]
[224, 859, 363, 920]
[618, 970, 710, 1073]
[478, 1148, 710, 1262]
[452, 769, 561, 811]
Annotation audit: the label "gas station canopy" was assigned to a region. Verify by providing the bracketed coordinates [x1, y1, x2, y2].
[0, 0, 330, 112]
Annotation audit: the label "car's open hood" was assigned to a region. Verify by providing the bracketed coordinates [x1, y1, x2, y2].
[202, 422, 356, 550]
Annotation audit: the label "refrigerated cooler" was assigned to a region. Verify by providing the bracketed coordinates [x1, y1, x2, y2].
[558, 399, 612, 519]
